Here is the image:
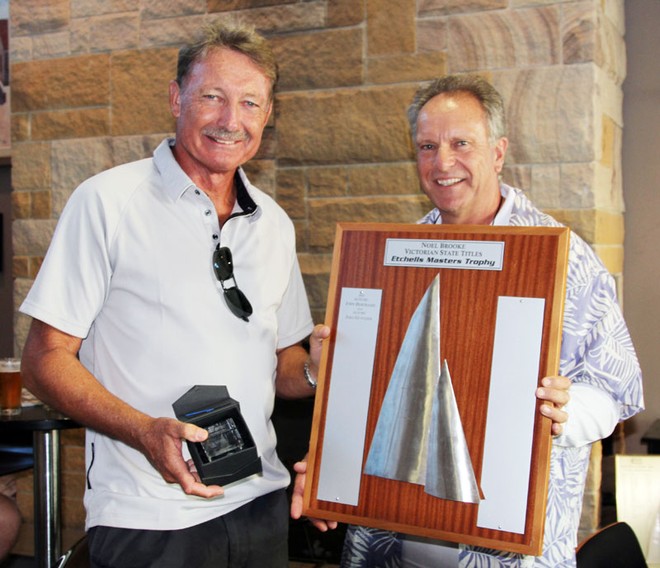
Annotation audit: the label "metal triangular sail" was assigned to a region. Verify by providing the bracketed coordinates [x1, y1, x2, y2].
[364, 275, 441, 484]
[364, 275, 481, 504]
[425, 359, 481, 503]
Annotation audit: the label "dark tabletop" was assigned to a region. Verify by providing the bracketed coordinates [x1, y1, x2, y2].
[0, 404, 81, 432]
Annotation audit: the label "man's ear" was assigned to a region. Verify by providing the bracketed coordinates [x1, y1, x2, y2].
[263, 99, 273, 126]
[169, 80, 182, 119]
[494, 136, 509, 173]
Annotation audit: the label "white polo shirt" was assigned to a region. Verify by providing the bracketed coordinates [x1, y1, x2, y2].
[20, 139, 314, 530]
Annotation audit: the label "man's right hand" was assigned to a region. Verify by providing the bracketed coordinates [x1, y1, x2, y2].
[139, 417, 224, 499]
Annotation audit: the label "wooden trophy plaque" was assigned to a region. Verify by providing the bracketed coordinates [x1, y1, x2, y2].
[303, 222, 570, 555]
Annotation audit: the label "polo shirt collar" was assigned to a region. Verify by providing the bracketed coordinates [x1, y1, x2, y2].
[153, 138, 258, 217]
[154, 139, 195, 201]
[233, 168, 258, 217]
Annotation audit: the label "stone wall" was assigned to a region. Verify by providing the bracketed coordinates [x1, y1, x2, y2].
[9, 0, 626, 554]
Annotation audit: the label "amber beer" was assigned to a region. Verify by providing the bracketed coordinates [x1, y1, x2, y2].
[0, 358, 21, 416]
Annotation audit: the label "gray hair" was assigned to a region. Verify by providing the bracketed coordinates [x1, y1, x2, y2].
[176, 21, 279, 100]
[407, 74, 506, 145]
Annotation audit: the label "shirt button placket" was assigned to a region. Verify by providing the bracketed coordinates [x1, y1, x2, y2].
[194, 187, 219, 245]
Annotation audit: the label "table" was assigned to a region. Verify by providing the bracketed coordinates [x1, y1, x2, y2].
[0, 405, 81, 568]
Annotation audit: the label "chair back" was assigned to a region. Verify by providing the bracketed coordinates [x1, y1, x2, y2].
[0, 430, 34, 476]
[576, 521, 647, 567]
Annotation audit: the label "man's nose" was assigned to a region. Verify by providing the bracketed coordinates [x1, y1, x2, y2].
[436, 146, 456, 170]
[217, 102, 240, 130]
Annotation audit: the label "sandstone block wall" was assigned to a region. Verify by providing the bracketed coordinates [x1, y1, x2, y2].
[9, 0, 626, 552]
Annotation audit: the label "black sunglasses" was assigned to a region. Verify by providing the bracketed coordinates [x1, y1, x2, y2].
[212, 245, 253, 322]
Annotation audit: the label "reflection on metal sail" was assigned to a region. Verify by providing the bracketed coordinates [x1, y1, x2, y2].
[426, 360, 481, 503]
[364, 275, 481, 504]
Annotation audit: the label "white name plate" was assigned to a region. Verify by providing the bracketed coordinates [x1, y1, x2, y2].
[477, 296, 545, 533]
[317, 288, 382, 505]
[384, 238, 504, 271]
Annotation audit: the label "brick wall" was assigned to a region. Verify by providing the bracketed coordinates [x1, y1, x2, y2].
[9, 0, 626, 554]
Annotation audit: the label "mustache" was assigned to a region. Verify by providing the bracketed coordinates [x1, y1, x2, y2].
[202, 127, 247, 142]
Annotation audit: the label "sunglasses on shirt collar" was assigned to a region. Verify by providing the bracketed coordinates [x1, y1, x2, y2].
[212, 245, 253, 322]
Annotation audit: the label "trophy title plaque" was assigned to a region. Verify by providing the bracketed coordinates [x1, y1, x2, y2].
[302, 223, 570, 555]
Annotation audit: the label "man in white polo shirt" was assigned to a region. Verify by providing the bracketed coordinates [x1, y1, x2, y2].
[19, 21, 326, 568]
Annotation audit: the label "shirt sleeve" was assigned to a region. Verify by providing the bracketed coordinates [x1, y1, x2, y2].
[19, 181, 114, 338]
[274, 246, 314, 350]
[553, 383, 621, 447]
[559, 237, 644, 422]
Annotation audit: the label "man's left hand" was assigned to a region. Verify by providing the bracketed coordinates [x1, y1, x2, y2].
[290, 457, 338, 532]
[536, 375, 571, 436]
[308, 324, 330, 378]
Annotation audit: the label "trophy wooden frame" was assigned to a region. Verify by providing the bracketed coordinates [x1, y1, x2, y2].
[302, 222, 570, 555]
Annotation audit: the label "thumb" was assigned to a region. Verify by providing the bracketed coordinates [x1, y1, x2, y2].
[182, 422, 208, 443]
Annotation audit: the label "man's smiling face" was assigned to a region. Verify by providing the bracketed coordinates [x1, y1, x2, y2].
[169, 47, 272, 183]
[415, 92, 508, 225]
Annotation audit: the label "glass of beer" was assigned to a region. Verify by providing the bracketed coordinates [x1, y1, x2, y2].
[0, 357, 22, 416]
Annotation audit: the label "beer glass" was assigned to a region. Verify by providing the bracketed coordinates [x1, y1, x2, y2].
[0, 357, 22, 416]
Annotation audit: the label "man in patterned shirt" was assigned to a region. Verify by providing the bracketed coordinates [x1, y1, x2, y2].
[292, 74, 644, 567]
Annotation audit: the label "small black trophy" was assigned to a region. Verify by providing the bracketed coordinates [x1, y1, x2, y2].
[173, 385, 262, 486]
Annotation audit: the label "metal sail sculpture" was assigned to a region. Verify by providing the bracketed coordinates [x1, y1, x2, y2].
[364, 274, 481, 503]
